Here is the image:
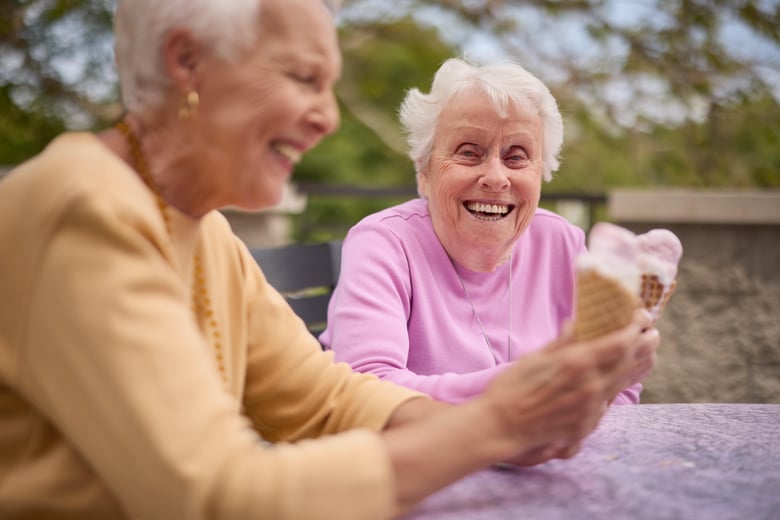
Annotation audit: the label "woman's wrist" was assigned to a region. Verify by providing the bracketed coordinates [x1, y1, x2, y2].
[384, 396, 447, 430]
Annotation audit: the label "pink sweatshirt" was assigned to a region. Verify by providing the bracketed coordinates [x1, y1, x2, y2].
[320, 199, 641, 404]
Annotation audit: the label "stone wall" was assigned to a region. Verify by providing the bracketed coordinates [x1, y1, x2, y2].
[609, 190, 780, 404]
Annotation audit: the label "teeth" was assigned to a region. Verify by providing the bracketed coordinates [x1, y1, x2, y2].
[466, 201, 509, 215]
[272, 143, 302, 164]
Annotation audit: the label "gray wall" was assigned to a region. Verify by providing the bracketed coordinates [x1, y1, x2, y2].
[610, 190, 780, 404]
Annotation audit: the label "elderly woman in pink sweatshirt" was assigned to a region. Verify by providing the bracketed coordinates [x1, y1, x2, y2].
[321, 57, 660, 405]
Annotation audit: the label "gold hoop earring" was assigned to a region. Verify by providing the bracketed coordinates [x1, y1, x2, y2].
[178, 90, 199, 119]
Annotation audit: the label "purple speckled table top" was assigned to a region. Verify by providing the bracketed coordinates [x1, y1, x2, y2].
[402, 403, 780, 520]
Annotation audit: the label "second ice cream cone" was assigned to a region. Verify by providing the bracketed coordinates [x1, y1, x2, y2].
[640, 274, 677, 321]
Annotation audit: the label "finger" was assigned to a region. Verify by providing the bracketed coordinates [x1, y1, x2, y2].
[556, 441, 582, 459]
[633, 326, 660, 364]
[544, 319, 577, 352]
[559, 319, 576, 342]
[635, 307, 653, 332]
[590, 329, 636, 372]
[643, 326, 661, 351]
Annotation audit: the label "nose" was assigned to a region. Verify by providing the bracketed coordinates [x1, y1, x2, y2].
[478, 155, 510, 192]
[308, 90, 341, 137]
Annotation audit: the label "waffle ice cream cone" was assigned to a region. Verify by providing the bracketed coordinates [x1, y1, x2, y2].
[575, 269, 640, 341]
[640, 274, 677, 320]
[574, 223, 642, 341]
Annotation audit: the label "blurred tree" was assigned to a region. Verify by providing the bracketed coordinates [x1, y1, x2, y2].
[294, 17, 453, 240]
[1, 0, 778, 239]
[332, 1, 780, 195]
[0, 0, 120, 175]
[0, 83, 65, 164]
[545, 85, 780, 194]
[339, 0, 779, 126]
[0, 0, 120, 132]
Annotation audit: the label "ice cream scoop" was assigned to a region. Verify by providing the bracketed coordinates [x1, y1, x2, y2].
[636, 228, 683, 320]
[637, 229, 683, 285]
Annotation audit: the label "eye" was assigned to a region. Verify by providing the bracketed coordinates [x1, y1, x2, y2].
[289, 67, 320, 88]
[504, 147, 530, 167]
[455, 144, 481, 160]
[294, 73, 317, 85]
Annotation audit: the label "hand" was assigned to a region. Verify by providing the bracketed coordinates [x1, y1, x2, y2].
[379, 313, 643, 512]
[501, 438, 587, 467]
[479, 317, 640, 461]
[626, 311, 661, 387]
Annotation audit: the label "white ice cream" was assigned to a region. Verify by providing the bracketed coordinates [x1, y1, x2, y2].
[576, 222, 642, 295]
[636, 229, 683, 285]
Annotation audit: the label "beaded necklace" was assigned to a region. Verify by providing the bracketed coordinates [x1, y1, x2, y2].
[116, 120, 227, 384]
[452, 257, 512, 365]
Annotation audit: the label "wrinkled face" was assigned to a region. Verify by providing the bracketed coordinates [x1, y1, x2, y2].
[418, 89, 544, 268]
[192, 0, 341, 210]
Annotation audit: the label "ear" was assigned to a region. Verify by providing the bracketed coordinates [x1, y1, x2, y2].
[164, 29, 203, 92]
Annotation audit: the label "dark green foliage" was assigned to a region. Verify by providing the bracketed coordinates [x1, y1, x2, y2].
[0, 84, 65, 164]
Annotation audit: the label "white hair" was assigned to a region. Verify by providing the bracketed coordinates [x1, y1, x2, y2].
[399, 57, 564, 182]
[114, 0, 261, 113]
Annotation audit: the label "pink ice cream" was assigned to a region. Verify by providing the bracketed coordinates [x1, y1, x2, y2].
[636, 228, 683, 320]
[576, 222, 642, 295]
[636, 229, 684, 285]
[576, 223, 684, 322]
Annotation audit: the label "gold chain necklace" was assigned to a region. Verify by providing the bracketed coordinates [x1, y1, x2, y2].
[116, 120, 227, 384]
[452, 257, 512, 365]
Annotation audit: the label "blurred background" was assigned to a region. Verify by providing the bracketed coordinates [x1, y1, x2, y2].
[1, 0, 779, 404]
[1, 0, 778, 240]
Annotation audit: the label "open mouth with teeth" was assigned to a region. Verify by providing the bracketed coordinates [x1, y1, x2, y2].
[272, 142, 302, 165]
[464, 201, 514, 221]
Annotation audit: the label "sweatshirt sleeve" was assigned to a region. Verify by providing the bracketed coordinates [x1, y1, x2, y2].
[613, 383, 642, 404]
[17, 190, 414, 520]
[321, 223, 507, 403]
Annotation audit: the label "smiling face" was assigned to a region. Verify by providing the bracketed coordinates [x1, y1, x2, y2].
[186, 0, 341, 212]
[418, 89, 545, 271]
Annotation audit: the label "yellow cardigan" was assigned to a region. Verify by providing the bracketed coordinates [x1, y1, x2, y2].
[0, 133, 421, 519]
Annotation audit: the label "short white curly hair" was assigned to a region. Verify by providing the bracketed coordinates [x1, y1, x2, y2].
[399, 57, 564, 182]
